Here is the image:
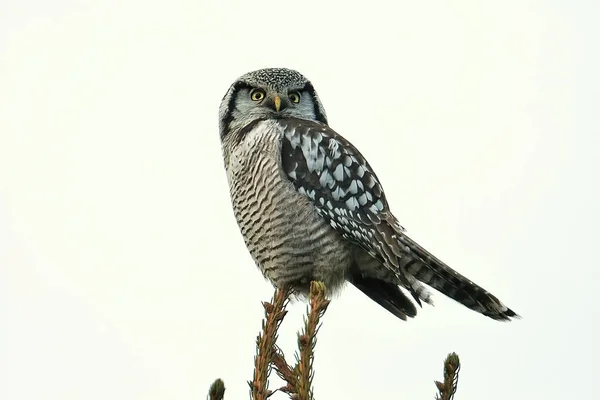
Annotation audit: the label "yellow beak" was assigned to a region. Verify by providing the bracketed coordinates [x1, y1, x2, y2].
[274, 95, 281, 112]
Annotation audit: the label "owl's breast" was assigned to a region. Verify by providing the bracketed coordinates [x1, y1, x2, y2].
[224, 120, 352, 293]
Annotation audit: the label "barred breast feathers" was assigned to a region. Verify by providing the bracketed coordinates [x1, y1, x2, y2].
[223, 119, 354, 295]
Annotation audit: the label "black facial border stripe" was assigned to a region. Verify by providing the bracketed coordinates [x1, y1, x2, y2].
[302, 82, 327, 124]
[220, 81, 254, 137]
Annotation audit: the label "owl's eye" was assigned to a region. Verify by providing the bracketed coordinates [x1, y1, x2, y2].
[250, 89, 266, 101]
[288, 92, 301, 103]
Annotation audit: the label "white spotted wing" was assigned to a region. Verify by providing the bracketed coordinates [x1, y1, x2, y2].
[280, 118, 405, 257]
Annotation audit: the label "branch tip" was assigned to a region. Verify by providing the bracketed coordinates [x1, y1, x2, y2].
[207, 378, 225, 400]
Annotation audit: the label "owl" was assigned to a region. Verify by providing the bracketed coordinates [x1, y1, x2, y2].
[218, 67, 517, 321]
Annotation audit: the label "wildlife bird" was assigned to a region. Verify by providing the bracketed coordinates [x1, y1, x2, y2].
[219, 67, 518, 321]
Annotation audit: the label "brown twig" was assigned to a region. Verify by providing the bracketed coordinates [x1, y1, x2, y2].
[250, 287, 291, 400]
[294, 281, 330, 400]
[214, 284, 463, 399]
[207, 378, 225, 400]
[434, 352, 461, 400]
[272, 346, 298, 395]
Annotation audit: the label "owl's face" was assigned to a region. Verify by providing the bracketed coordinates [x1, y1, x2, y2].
[219, 68, 328, 140]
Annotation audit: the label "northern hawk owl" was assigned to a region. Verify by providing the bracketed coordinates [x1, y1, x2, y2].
[219, 67, 518, 321]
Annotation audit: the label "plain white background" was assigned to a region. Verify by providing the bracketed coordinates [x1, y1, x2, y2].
[1, 1, 599, 399]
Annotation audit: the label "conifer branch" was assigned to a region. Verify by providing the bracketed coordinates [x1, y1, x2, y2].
[272, 346, 297, 395]
[207, 378, 225, 400]
[249, 287, 291, 400]
[434, 352, 461, 400]
[209, 284, 465, 399]
[294, 281, 330, 400]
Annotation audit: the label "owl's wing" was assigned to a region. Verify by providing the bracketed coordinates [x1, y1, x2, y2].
[279, 118, 411, 276]
[279, 117, 518, 321]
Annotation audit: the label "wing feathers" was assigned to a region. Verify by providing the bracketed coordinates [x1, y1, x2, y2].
[279, 117, 518, 321]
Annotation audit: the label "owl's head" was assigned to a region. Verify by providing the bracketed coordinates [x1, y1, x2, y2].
[219, 68, 328, 139]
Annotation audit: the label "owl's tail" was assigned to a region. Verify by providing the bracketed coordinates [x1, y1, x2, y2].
[396, 233, 519, 321]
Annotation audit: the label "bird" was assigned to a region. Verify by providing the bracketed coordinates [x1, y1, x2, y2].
[218, 67, 518, 321]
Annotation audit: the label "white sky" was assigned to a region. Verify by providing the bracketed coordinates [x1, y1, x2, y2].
[1, 1, 599, 399]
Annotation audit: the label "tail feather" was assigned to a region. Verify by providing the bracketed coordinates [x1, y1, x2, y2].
[397, 233, 519, 321]
[352, 275, 417, 321]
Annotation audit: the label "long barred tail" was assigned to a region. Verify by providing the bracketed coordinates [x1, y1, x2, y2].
[396, 233, 519, 321]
